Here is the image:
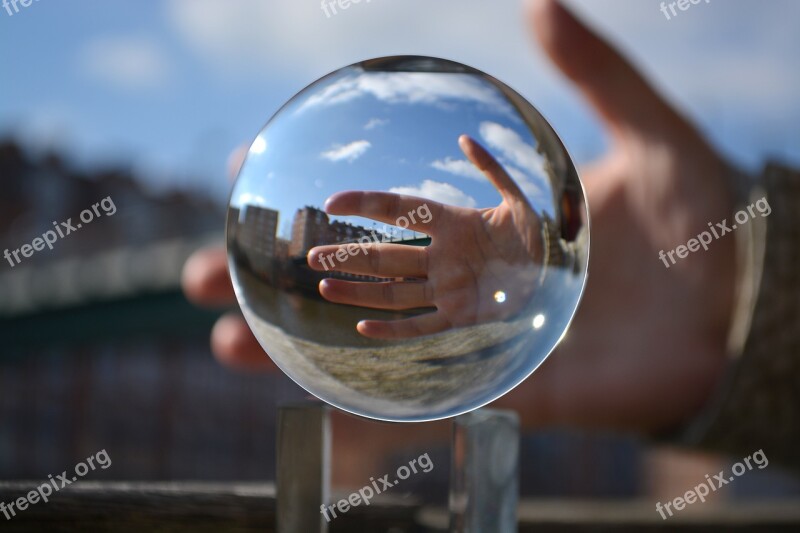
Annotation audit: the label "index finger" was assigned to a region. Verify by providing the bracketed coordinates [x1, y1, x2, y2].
[324, 191, 444, 237]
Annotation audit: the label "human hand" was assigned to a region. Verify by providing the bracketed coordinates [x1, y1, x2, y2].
[307, 135, 544, 339]
[496, 0, 739, 434]
[182, 0, 740, 439]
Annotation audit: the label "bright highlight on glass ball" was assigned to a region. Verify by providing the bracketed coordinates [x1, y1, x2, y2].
[227, 56, 588, 422]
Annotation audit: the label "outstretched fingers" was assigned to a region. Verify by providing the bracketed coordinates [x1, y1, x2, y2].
[319, 279, 434, 310]
[308, 243, 428, 278]
[357, 312, 451, 339]
[324, 191, 442, 236]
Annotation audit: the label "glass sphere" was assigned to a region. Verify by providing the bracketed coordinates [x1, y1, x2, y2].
[227, 56, 588, 422]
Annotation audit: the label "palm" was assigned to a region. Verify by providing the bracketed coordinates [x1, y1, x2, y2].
[503, 108, 737, 432]
[401, 199, 542, 327]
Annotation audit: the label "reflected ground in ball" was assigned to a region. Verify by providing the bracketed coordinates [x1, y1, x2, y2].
[227, 56, 588, 421]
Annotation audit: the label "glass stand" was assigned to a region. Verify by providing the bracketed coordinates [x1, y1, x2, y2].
[276, 403, 519, 533]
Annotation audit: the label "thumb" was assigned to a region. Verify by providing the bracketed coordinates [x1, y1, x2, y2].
[528, 0, 680, 141]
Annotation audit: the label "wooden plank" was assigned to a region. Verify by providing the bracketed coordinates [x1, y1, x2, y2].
[0, 481, 421, 532]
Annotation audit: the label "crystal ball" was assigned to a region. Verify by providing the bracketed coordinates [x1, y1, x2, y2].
[227, 56, 588, 422]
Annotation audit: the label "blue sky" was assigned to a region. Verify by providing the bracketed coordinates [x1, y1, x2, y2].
[1, 0, 798, 204]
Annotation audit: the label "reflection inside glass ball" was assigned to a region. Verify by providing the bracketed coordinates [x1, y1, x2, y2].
[227, 56, 588, 422]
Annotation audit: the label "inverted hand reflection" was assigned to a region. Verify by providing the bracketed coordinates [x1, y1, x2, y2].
[308, 135, 544, 339]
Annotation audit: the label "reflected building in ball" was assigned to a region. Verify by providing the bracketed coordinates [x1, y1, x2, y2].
[290, 206, 377, 257]
[232, 203, 393, 292]
[229, 204, 280, 281]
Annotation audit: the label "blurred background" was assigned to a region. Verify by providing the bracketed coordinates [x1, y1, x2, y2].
[1, 0, 799, 508]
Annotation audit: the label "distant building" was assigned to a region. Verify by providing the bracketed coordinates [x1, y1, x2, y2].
[328, 219, 375, 245]
[275, 238, 290, 259]
[288, 206, 378, 257]
[226, 206, 240, 244]
[235, 205, 279, 278]
[0, 139, 306, 482]
[289, 207, 328, 257]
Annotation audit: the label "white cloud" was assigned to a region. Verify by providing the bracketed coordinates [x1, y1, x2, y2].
[237, 192, 266, 206]
[364, 118, 389, 130]
[479, 122, 544, 176]
[431, 157, 485, 181]
[79, 36, 171, 90]
[389, 180, 476, 209]
[296, 72, 514, 116]
[478, 121, 548, 198]
[320, 140, 371, 163]
[502, 163, 545, 198]
[428, 124, 550, 204]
